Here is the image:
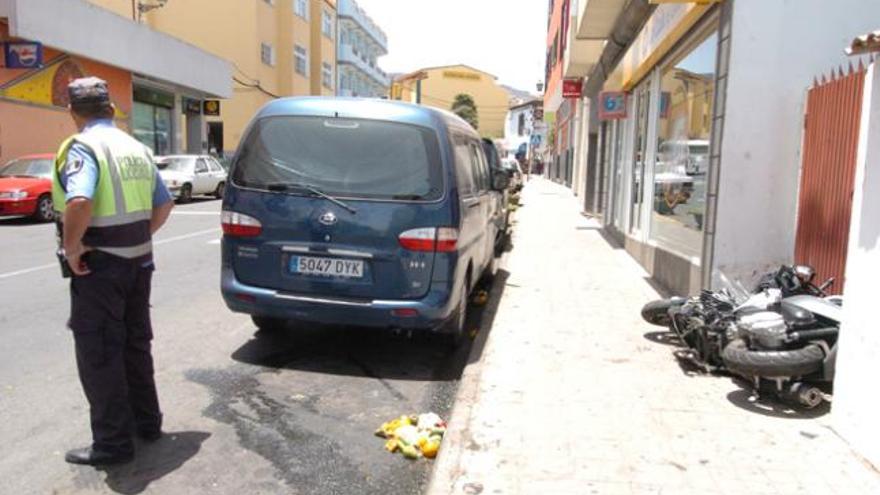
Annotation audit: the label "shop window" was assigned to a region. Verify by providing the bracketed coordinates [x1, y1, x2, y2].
[133, 100, 172, 156]
[650, 26, 719, 259]
[630, 83, 651, 234]
[294, 45, 308, 76]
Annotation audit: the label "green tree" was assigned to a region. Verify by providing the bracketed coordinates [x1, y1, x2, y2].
[451, 93, 479, 130]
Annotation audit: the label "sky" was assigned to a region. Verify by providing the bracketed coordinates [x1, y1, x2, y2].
[354, 0, 548, 95]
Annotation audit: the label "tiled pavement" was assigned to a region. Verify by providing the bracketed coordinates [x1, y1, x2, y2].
[428, 178, 880, 495]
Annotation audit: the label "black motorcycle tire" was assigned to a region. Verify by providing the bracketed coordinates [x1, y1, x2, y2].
[641, 299, 683, 327]
[721, 339, 825, 377]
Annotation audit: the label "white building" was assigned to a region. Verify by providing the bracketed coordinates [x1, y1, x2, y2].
[504, 99, 546, 163]
[336, 0, 390, 98]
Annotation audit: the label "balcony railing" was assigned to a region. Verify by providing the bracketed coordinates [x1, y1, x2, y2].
[337, 0, 388, 48]
[338, 43, 390, 86]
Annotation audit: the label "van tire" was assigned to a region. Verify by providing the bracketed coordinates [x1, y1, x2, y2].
[252, 316, 287, 333]
[442, 281, 469, 350]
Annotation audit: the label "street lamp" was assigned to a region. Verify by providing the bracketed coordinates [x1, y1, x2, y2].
[135, 0, 168, 21]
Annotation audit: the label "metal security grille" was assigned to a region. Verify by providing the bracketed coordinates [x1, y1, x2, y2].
[794, 62, 867, 294]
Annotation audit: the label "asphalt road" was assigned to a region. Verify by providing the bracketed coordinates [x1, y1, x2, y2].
[0, 198, 482, 495]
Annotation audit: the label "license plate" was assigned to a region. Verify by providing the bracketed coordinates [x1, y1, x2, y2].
[289, 255, 364, 278]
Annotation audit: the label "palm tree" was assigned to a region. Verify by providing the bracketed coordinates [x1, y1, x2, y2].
[451, 93, 479, 130]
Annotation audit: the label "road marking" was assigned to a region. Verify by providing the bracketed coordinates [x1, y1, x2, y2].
[0, 228, 220, 281]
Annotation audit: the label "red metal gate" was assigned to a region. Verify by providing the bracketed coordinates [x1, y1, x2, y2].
[794, 63, 867, 294]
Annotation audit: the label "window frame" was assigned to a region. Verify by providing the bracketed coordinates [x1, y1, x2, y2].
[322, 9, 334, 38]
[293, 0, 308, 19]
[294, 44, 308, 76]
[322, 62, 333, 89]
[260, 42, 275, 67]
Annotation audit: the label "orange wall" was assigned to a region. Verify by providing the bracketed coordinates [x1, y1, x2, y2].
[0, 100, 75, 164]
[544, 0, 566, 107]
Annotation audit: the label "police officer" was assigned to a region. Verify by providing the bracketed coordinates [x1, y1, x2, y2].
[53, 77, 174, 465]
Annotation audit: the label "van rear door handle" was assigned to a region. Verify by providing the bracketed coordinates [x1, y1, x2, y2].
[467, 202, 480, 209]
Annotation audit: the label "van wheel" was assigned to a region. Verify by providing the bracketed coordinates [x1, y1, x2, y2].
[252, 316, 287, 333]
[441, 282, 469, 350]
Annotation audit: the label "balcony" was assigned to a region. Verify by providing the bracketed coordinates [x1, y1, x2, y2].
[338, 43, 390, 87]
[337, 0, 388, 50]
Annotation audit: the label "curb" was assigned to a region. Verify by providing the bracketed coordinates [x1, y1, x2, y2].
[424, 226, 516, 494]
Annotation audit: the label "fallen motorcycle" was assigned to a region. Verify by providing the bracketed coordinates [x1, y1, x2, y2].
[641, 265, 841, 408]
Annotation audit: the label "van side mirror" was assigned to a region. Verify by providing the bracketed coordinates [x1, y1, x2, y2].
[492, 170, 510, 191]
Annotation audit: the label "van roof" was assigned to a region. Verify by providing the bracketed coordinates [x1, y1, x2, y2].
[254, 97, 479, 137]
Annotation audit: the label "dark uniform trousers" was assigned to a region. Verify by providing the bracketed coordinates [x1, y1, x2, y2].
[69, 251, 162, 455]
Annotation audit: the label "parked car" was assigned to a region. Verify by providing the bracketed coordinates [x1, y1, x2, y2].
[481, 138, 511, 252]
[500, 157, 524, 192]
[220, 97, 510, 347]
[0, 154, 55, 222]
[156, 154, 227, 202]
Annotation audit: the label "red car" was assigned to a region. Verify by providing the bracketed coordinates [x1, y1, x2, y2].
[0, 154, 55, 222]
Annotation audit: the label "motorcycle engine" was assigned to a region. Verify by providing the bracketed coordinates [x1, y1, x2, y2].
[738, 311, 787, 349]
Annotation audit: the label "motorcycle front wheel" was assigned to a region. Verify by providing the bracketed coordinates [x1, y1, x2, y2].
[641, 298, 685, 327]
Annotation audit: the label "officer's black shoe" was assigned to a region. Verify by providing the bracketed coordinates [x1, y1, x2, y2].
[64, 447, 134, 466]
[138, 430, 163, 442]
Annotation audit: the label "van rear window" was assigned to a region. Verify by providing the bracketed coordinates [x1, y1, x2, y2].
[232, 116, 444, 201]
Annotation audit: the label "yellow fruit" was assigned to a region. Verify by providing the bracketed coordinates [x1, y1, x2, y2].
[384, 438, 399, 452]
[421, 441, 440, 458]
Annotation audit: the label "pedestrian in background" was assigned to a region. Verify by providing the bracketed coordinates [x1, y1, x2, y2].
[52, 77, 174, 465]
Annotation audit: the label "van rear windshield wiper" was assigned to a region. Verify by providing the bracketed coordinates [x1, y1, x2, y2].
[266, 182, 357, 214]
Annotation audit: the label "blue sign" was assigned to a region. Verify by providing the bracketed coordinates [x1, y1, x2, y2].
[4, 42, 43, 69]
[530, 134, 542, 146]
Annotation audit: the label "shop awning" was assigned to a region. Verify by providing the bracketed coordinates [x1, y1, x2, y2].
[0, 0, 232, 98]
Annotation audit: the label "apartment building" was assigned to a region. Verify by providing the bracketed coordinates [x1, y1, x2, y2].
[335, 0, 389, 98]
[89, 0, 337, 155]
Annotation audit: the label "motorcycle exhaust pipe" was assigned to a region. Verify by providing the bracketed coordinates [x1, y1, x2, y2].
[781, 382, 826, 409]
[786, 327, 838, 343]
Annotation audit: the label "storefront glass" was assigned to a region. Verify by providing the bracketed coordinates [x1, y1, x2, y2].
[630, 84, 651, 234]
[650, 27, 718, 259]
[132, 87, 174, 156]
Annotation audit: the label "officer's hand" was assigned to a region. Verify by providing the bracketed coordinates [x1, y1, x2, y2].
[64, 242, 92, 276]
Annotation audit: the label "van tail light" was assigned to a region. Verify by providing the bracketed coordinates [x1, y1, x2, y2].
[222, 211, 263, 237]
[399, 227, 458, 252]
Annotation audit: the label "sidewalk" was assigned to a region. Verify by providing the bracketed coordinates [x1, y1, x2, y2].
[428, 178, 880, 495]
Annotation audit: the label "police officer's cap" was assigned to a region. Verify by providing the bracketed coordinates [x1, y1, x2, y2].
[68, 77, 111, 107]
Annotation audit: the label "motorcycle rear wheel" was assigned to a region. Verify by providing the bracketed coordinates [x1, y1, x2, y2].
[722, 339, 825, 377]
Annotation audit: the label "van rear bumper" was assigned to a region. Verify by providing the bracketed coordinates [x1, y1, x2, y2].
[221, 267, 457, 330]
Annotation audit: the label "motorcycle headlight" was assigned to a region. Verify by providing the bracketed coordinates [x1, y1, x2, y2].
[0, 190, 28, 199]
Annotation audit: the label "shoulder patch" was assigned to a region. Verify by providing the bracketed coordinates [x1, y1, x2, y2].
[66, 158, 85, 176]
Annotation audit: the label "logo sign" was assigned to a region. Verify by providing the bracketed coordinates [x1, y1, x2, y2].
[4, 42, 43, 69]
[318, 211, 337, 226]
[203, 100, 221, 116]
[442, 70, 481, 81]
[562, 78, 583, 98]
[183, 97, 202, 115]
[598, 91, 628, 120]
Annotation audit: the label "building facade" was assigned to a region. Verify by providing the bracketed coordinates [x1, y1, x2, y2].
[390, 64, 511, 138]
[88, 0, 337, 155]
[503, 100, 547, 165]
[336, 0, 389, 98]
[0, 0, 230, 165]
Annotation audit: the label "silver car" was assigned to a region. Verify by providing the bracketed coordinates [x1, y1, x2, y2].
[156, 155, 227, 202]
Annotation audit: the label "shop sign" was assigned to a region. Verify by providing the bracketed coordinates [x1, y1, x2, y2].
[203, 100, 221, 116]
[134, 86, 175, 109]
[4, 41, 43, 69]
[620, 3, 711, 89]
[182, 97, 202, 115]
[598, 91, 628, 120]
[442, 70, 481, 81]
[562, 78, 583, 98]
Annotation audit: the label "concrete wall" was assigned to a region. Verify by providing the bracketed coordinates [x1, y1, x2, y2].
[833, 61, 880, 470]
[711, 0, 880, 285]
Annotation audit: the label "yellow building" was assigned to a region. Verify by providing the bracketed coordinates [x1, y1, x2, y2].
[88, 0, 337, 154]
[390, 65, 511, 138]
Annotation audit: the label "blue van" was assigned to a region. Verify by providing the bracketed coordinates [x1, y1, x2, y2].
[220, 98, 509, 346]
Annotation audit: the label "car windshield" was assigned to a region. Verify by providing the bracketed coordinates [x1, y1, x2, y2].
[0, 158, 53, 178]
[156, 157, 195, 172]
[232, 116, 444, 201]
